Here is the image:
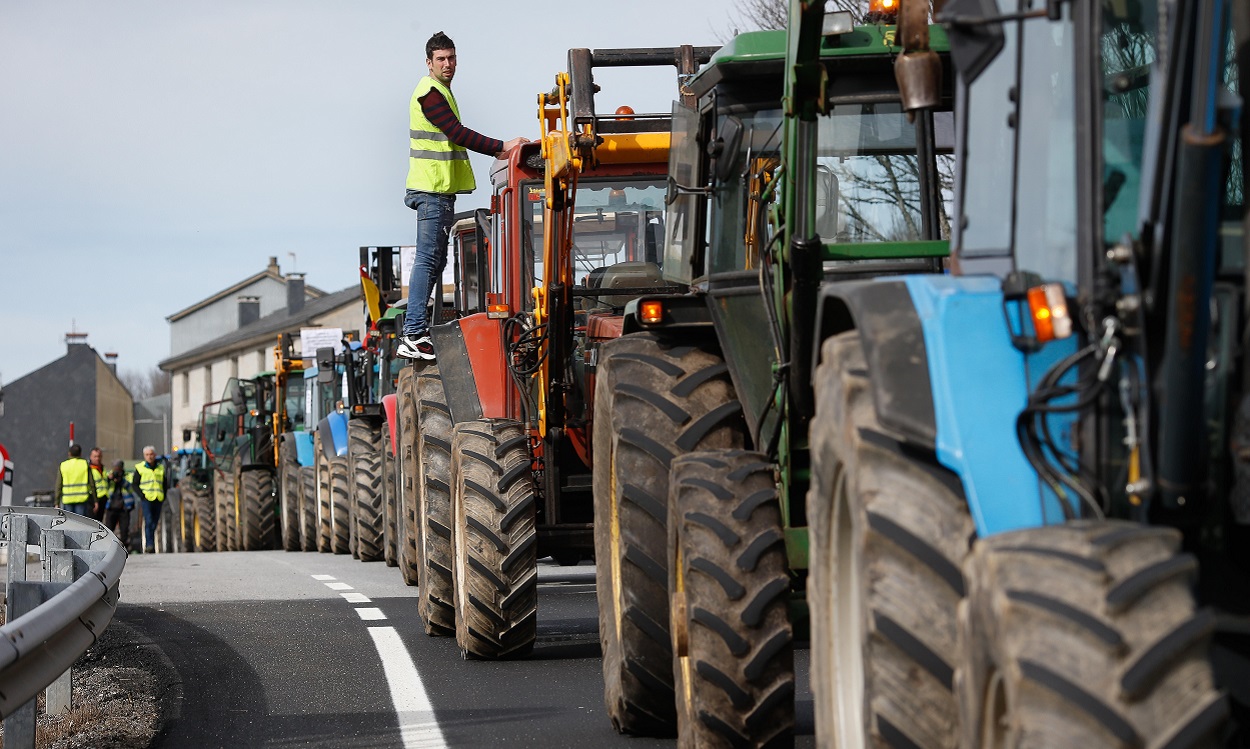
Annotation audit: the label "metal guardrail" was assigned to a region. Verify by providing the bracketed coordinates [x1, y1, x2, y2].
[0, 507, 126, 740]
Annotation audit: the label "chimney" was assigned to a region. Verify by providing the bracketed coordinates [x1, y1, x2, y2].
[104, 352, 119, 375]
[238, 296, 261, 328]
[267, 256, 280, 275]
[65, 330, 89, 351]
[286, 273, 306, 315]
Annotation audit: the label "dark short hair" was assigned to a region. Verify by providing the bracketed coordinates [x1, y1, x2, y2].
[68, 444, 82, 458]
[426, 31, 455, 60]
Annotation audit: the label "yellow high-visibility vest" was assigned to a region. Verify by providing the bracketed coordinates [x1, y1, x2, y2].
[135, 463, 165, 502]
[59, 458, 91, 504]
[405, 76, 476, 195]
[90, 464, 108, 499]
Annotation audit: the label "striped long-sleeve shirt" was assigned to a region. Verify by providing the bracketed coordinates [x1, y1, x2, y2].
[419, 88, 503, 157]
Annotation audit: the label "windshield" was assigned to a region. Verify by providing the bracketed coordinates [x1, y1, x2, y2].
[523, 178, 667, 291]
[1101, 3, 1157, 242]
[710, 102, 954, 274]
[818, 104, 955, 243]
[956, 8, 1078, 282]
[285, 376, 306, 430]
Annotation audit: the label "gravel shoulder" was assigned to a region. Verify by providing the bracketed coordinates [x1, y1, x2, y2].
[0, 613, 175, 749]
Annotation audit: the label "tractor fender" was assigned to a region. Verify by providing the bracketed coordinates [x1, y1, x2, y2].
[429, 315, 500, 423]
[318, 412, 349, 459]
[814, 278, 939, 450]
[381, 393, 398, 456]
[293, 431, 316, 467]
[818, 275, 1079, 538]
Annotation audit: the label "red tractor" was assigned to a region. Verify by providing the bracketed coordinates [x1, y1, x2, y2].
[395, 45, 713, 659]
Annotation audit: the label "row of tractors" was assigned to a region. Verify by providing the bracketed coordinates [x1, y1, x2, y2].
[177, 0, 1250, 746]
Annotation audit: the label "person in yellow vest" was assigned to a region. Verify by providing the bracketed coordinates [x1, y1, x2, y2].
[397, 30, 527, 360]
[88, 446, 107, 521]
[130, 445, 168, 554]
[55, 443, 97, 516]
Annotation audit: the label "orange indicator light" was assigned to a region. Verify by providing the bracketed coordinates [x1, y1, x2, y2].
[640, 300, 664, 325]
[1026, 284, 1071, 343]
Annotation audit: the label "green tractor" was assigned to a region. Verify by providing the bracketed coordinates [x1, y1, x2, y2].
[212, 373, 281, 551]
[591, 1, 954, 743]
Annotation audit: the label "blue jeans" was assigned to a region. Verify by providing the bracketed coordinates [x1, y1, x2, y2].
[64, 502, 92, 516]
[403, 191, 456, 337]
[140, 498, 162, 549]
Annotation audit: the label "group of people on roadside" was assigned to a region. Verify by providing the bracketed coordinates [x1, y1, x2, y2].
[54, 443, 168, 554]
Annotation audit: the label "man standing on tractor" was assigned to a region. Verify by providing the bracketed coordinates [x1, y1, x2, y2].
[55, 443, 96, 516]
[87, 446, 107, 521]
[131, 445, 167, 553]
[396, 30, 526, 361]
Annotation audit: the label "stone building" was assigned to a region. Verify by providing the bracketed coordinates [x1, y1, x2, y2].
[0, 333, 135, 502]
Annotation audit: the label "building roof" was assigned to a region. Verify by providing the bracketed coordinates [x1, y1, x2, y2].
[164, 260, 326, 323]
[159, 285, 361, 371]
[6, 341, 131, 395]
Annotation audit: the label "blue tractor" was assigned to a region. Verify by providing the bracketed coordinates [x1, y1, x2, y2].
[805, 0, 1248, 745]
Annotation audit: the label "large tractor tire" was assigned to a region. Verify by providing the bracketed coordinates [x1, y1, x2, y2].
[213, 469, 227, 551]
[239, 467, 275, 551]
[179, 480, 198, 553]
[807, 331, 972, 749]
[315, 432, 332, 553]
[417, 365, 456, 636]
[330, 454, 351, 554]
[960, 521, 1226, 749]
[349, 419, 385, 562]
[382, 420, 399, 567]
[299, 465, 317, 552]
[593, 333, 744, 736]
[279, 439, 301, 552]
[396, 366, 421, 586]
[193, 479, 218, 552]
[668, 450, 794, 748]
[450, 420, 537, 659]
[215, 468, 236, 552]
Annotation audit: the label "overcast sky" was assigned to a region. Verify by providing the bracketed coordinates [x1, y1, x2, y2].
[0, 1, 744, 386]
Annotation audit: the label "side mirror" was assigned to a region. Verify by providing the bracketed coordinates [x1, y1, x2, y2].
[182, 429, 192, 443]
[316, 347, 336, 385]
[939, 0, 1006, 85]
[230, 387, 245, 409]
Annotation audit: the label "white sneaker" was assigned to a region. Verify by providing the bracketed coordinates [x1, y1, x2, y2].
[396, 334, 435, 360]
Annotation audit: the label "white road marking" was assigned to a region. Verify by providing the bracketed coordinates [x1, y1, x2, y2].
[341, 592, 372, 603]
[324, 582, 353, 591]
[311, 574, 336, 581]
[356, 607, 387, 621]
[368, 626, 447, 748]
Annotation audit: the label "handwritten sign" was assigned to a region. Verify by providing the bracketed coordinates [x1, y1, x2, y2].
[299, 327, 344, 357]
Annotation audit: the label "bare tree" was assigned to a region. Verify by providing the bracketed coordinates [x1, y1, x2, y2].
[121, 366, 171, 400]
[724, 0, 869, 38]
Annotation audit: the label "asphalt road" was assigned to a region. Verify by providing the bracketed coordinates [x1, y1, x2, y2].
[117, 551, 815, 748]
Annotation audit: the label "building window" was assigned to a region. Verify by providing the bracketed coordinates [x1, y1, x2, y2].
[181, 372, 189, 406]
